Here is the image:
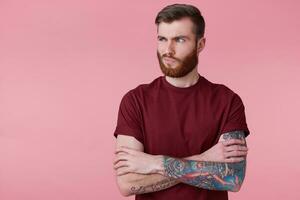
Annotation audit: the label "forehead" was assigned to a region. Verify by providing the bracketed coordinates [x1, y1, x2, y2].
[157, 17, 195, 37]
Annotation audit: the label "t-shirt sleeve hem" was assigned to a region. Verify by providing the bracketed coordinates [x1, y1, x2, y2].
[114, 125, 144, 145]
[220, 124, 250, 138]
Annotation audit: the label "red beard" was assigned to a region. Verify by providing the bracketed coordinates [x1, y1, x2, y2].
[157, 48, 198, 78]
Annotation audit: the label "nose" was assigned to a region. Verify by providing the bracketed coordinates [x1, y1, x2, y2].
[164, 41, 175, 57]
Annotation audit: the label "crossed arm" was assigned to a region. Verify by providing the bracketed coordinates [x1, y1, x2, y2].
[114, 130, 248, 196]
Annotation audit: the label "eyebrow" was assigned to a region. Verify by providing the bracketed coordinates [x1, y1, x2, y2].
[157, 35, 191, 40]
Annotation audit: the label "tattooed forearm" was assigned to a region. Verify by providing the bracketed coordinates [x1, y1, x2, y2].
[222, 130, 246, 142]
[163, 157, 245, 191]
[130, 178, 179, 194]
[163, 131, 247, 192]
[124, 153, 207, 195]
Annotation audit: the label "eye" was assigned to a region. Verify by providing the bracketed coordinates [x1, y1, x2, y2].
[176, 38, 185, 43]
[158, 37, 166, 42]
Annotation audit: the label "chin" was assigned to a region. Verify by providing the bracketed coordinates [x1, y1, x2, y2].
[165, 63, 178, 69]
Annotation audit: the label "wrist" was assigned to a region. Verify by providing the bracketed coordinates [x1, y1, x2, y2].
[152, 155, 165, 175]
[186, 154, 205, 161]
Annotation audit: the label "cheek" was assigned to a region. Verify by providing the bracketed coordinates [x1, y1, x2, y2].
[157, 45, 165, 55]
[177, 47, 195, 59]
[179, 42, 196, 53]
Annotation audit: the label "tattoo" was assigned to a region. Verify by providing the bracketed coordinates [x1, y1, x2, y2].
[130, 178, 178, 194]
[163, 130, 247, 192]
[222, 130, 246, 141]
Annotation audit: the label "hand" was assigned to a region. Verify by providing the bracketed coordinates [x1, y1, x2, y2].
[196, 139, 248, 163]
[114, 146, 163, 176]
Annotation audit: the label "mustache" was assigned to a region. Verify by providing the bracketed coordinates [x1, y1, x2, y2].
[160, 54, 180, 62]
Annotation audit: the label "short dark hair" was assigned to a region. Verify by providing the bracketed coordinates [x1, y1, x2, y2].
[155, 4, 205, 40]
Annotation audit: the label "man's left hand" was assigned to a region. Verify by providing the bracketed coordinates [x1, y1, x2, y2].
[114, 146, 163, 176]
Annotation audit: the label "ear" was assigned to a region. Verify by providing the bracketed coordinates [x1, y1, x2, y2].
[197, 37, 206, 54]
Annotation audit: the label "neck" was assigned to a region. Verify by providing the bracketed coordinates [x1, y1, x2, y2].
[165, 67, 200, 88]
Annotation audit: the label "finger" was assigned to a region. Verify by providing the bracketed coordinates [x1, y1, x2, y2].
[225, 145, 248, 152]
[115, 146, 137, 155]
[113, 154, 129, 164]
[222, 139, 245, 146]
[224, 157, 245, 163]
[114, 151, 127, 156]
[115, 150, 128, 155]
[114, 161, 128, 170]
[116, 167, 131, 176]
[119, 146, 139, 150]
[224, 151, 248, 158]
[115, 149, 135, 155]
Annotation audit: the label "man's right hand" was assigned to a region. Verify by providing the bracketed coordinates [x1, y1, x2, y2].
[191, 138, 248, 163]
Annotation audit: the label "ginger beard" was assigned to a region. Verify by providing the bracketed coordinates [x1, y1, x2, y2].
[157, 46, 198, 78]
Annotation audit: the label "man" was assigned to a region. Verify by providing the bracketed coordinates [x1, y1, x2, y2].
[113, 4, 250, 200]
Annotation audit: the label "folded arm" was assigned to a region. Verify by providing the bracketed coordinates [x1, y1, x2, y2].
[114, 135, 180, 196]
[162, 155, 245, 192]
[114, 131, 248, 196]
[116, 155, 202, 196]
[160, 131, 247, 192]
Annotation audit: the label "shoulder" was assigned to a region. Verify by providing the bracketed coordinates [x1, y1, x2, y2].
[123, 76, 163, 99]
[202, 76, 239, 101]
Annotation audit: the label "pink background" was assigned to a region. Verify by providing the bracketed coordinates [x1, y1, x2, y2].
[0, 0, 299, 199]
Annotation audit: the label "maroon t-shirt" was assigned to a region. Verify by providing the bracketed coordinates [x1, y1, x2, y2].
[114, 74, 250, 200]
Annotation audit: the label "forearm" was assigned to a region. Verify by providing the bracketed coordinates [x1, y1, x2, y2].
[159, 131, 247, 192]
[117, 155, 199, 196]
[160, 156, 246, 192]
[117, 173, 178, 196]
[115, 131, 247, 194]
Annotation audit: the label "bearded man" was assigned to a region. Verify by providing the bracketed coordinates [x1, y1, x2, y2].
[113, 3, 250, 200]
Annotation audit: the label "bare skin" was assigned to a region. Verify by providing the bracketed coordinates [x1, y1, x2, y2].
[114, 131, 248, 196]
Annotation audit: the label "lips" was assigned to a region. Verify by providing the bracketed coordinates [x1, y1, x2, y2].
[163, 57, 177, 63]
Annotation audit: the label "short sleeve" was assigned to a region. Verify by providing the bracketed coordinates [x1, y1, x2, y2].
[220, 93, 250, 137]
[113, 91, 144, 144]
